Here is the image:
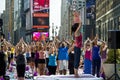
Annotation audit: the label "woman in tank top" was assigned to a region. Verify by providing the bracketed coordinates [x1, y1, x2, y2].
[48, 40, 57, 75]
[71, 12, 82, 77]
[84, 39, 92, 74]
[37, 42, 46, 75]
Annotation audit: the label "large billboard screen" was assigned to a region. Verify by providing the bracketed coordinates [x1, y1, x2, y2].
[33, 0, 49, 12]
[86, 0, 95, 19]
[33, 13, 49, 29]
[32, 32, 49, 41]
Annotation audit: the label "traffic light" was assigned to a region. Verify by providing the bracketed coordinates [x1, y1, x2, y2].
[0, 18, 3, 26]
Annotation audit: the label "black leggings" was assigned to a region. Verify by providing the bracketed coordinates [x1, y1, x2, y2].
[16, 64, 25, 77]
[48, 66, 57, 75]
[0, 63, 6, 76]
[92, 59, 101, 77]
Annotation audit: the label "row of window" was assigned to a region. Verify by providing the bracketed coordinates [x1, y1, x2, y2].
[97, 16, 120, 41]
[96, 0, 120, 19]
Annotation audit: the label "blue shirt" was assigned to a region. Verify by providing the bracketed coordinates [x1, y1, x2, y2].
[92, 46, 101, 60]
[48, 54, 57, 66]
[26, 52, 30, 58]
[58, 47, 69, 60]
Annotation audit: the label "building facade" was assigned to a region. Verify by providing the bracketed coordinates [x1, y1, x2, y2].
[24, 0, 32, 43]
[85, 0, 96, 40]
[96, 0, 120, 41]
[0, 11, 6, 37]
[14, 0, 26, 44]
[59, 0, 73, 40]
[2, 0, 14, 43]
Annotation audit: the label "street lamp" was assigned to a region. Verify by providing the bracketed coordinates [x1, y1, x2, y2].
[52, 23, 54, 39]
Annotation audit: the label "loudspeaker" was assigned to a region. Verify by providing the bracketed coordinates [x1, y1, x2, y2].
[0, 18, 3, 26]
[108, 30, 120, 49]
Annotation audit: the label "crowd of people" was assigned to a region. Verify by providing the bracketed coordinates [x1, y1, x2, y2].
[0, 34, 108, 80]
[0, 11, 108, 80]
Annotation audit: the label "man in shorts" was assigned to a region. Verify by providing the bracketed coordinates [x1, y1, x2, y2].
[58, 42, 69, 75]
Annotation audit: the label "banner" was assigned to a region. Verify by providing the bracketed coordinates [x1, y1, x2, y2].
[33, 0, 49, 12]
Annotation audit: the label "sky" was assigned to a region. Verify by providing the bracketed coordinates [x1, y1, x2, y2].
[50, 0, 61, 37]
[0, 0, 5, 14]
[50, 0, 61, 27]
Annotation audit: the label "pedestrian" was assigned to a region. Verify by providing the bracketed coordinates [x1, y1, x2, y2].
[25, 46, 31, 64]
[48, 40, 57, 75]
[30, 44, 36, 71]
[16, 38, 27, 80]
[0, 45, 6, 79]
[68, 41, 74, 74]
[83, 39, 92, 74]
[58, 41, 69, 75]
[45, 46, 49, 70]
[100, 41, 107, 79]
[37, 42, 46, 75]
[34, 45, 39, 73]
[42, 41, 49, 75]
[92, 37, 101, 77]
[100, 41, 107, 66]
[7, 47, 11, 68]
[71, 12, 82, 77]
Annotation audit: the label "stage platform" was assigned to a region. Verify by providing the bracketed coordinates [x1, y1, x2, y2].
[6, 64, 103, 80]
[34, 74, 103, 80]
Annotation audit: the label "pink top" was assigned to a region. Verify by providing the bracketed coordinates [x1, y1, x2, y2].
[39, 51, 46, 59]
[75, 34, 82, 48]
[85, 49, 92, 61]
[73, 11, 80, 23]
[74, 17, 80, 23]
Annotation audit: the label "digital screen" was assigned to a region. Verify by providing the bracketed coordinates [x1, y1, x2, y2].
[33, 13, 49, 29]
[33, 0, 49, 12]
[33, 17, 49, 26]
[86, 0, 95, 19]
[86, 0, 95, 8]
[33, 32, 49, 41]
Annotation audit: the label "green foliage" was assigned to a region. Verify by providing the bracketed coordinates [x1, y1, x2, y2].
[105, 49, 120, 64]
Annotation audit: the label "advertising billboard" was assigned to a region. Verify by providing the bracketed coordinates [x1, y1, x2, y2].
[33, 13, 49, 29]
[86, 0, 95, 19]
[32, 32, 49, 41]
[33, 0, 49, 12]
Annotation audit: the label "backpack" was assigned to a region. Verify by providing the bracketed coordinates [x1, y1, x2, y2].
[16, 53, 25, 65]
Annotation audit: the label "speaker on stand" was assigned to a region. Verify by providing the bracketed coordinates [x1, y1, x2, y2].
[108, 30, 120, 80]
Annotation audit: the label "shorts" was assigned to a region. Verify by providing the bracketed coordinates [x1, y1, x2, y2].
[35, 59, 39, 68]
[74, 47, 81, 69]
[38, 59, 46, 64]
[59, 60, 68, 70]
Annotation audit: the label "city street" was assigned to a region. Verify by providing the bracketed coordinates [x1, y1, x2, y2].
[0, 0, 120, 80]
